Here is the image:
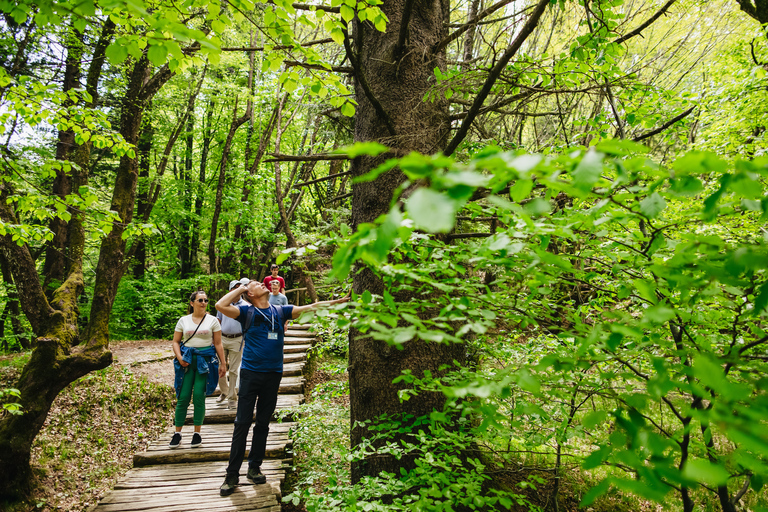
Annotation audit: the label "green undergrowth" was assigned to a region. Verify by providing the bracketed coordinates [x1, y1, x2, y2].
[1, 359, 174, 512]
[279, 325, 765, 512]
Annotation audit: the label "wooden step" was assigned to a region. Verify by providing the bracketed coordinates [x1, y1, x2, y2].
[93, 461, 284, 511]
[282, 361, 305, 377]
[208, 377, 304, 404]
[285, 330, 315, 338]
[190, 394, 304, 425]
[112, 459, 289, 492]
[283, 344, 310, 354]
[286, 324, 311, 330]
[284, 337, 315, 345]
[135, 423, 294, 467]
[283, 352, 306, 363]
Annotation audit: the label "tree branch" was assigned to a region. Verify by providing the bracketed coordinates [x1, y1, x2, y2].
[329, 191, 353, 202]
[614, 0, 679, 45]
[446, 232, 493, 240]
[293, 170, 352, 188]
[221, 37, 334, 52]
[438, 0, 515, 52]
[394, 0, 415, 58]
[632, 106, 695, 142]
[444, 0, 550, 156]
[291, 2, 339, 13]
[285, 60, 353, 73]
[265, 153, 350, 162]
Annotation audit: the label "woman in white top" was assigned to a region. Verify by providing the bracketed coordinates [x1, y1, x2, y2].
[169, 290, 226, 449]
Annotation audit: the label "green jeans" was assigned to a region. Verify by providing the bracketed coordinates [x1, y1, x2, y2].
[174, 355, 207, 427]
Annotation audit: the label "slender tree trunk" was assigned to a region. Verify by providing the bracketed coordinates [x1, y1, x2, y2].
[208, 95, 252, 275]
[461, 0, 480, 71]
[180, 96, 196, 278]
[133, 112, 154, 279]
[0, 253, 26, 349]
[347, 0, 466, 483]
[191, 98, 216, 272]
[42, 26, 83, 294]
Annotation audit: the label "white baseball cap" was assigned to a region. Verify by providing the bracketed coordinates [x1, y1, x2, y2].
[239, 277, 251, 286]
[228, 280, 240, 290]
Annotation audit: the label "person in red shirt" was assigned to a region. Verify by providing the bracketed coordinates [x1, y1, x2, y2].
[263, 264, 285, 293]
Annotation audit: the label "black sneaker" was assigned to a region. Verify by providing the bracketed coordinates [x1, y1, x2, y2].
[246, 466, 266, 484]
[169, 433, 182, 449]
[191, 432, 202, 448]
[220, 474, 238, 496]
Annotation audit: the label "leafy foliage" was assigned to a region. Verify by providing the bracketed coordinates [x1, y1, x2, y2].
[326, 139, 768, 509]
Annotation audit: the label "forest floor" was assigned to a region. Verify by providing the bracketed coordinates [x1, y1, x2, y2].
[0, 339, 176, 512]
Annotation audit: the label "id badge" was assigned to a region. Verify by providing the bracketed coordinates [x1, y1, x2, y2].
[268, 331, 279, 340]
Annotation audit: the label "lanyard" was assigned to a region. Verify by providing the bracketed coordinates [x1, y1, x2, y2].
[254, 305, 275, 331]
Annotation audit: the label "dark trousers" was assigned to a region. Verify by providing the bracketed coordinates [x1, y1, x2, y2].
[226, 369, 282, 477]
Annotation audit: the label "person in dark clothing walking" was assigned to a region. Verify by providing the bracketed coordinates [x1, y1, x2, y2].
[216, 280, 349, 496]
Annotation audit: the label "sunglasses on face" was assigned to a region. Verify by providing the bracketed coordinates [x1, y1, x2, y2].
[196, 298, 208, 304]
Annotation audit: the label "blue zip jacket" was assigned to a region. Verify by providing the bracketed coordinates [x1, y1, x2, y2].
[173, 345, 218, 398]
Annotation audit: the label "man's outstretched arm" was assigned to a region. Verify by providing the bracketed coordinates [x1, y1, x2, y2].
[291, 293, 350, 319]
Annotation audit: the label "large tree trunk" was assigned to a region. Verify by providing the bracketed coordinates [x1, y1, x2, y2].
[347, 0, 466, 483]
[0, 46, 179, 498]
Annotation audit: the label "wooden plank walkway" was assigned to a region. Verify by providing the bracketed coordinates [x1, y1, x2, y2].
[90, 324, 316, 512]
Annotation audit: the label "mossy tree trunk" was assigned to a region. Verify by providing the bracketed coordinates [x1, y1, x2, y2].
[0, 40, 179, 498]
[346, 0, 469, 483]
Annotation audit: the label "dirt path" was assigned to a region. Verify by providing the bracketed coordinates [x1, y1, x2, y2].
[110, 339, 174, 386]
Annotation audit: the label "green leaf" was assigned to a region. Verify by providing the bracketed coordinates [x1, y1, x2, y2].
[643, 304, 675, 324]
[580, 479, 612, 506]
[582, 410, 608, 430]
[340, 4, 354, 21]
[509, 179, 534, 202]
[147, 43, 168, 66]
[639, 192, 666, 219]
[340, 102, 355, 117]
[572, 150, 604, 190]
[682, 459, 731, 486]
[405, 188, 457, 233]
[754, 281, 768, 315]
[105, 42, 129, 64]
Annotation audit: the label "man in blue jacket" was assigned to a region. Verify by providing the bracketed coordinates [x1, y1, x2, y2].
[215, 280, 348, 496]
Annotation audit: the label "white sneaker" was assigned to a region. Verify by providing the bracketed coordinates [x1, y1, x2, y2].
[228, 400, 238, 410]
[216, 394, 227, 403]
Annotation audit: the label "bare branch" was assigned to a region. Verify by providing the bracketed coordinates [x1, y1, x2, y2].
[221, 37, 334, 52]
[445, 0, 550, 155]
[265, 153, 350, 162]
[293, 170, 352, 188]
[284, 60, 353, 73]
[614, 0, 679, 45]
[632, 106, 695, 142]
[438, 0, 515, 52]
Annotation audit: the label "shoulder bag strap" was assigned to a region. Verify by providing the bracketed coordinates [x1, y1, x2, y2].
[180, 313, 207, 347]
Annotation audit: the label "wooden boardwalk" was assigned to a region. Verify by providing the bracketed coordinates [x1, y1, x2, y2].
[90, 326, 315, 512]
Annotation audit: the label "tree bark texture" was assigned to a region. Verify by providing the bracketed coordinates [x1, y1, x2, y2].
[0, 49, 177, 498]
[348, 0, 466, 483]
